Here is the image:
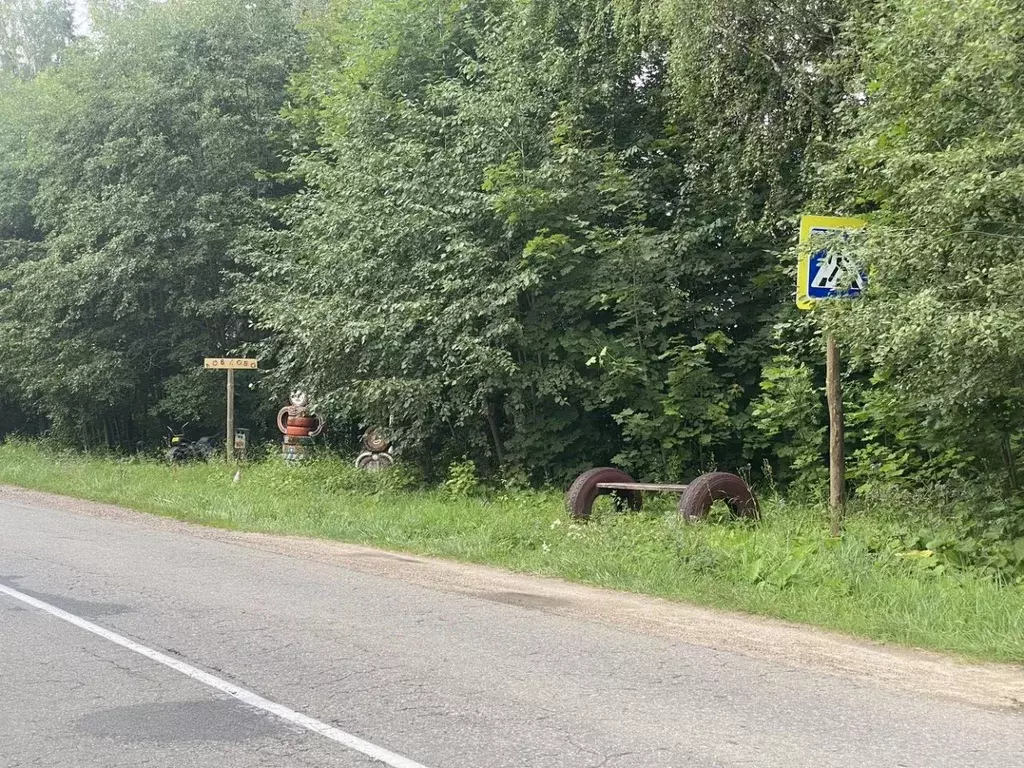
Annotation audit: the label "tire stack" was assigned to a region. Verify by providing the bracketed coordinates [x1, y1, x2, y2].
[277, 407, 324, 462]
[355, 429, 394, 471]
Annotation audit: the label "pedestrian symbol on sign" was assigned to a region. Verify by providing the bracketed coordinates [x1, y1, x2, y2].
[797, 215, 867, 310]
[809, 247, 865, 292]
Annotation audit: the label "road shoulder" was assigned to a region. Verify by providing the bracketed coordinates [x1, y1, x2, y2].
[3, 483, 1022, 712]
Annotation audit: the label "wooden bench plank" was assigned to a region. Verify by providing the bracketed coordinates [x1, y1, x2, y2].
[596, 482, 690, 493]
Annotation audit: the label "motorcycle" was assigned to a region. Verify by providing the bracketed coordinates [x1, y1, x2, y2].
[166, 423, 219, 463]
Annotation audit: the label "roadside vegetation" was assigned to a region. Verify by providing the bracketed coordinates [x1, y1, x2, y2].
[3, 0, 1024, 497]
[3, 2, 1024, 664]
[2, 441, 1022, 664]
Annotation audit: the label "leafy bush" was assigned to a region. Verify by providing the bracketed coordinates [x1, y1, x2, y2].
[442, 458, 481, 498]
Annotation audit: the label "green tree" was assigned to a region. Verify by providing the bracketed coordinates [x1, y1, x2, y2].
[243, 0, 816, 482]
[240, 0, 516, 473]
[0, 0, 303, 445]
[0, 0, 74, 78]
[820, 0, 1024, 488]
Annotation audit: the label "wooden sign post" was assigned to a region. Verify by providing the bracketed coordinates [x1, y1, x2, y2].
[204, 358, 258, 460]
[826, 335, 844, 537]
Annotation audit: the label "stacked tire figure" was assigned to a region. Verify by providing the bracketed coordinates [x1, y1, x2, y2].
[277, 392, 324, 462]
[355, 429, 393, 472]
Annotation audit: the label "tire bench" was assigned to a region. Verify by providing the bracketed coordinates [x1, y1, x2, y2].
[566, 467, 758, 521]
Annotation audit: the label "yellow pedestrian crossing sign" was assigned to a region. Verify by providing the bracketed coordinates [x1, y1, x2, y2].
[797, 215, 867, 310]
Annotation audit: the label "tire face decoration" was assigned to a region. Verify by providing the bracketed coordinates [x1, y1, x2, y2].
[362, 429, 390, 454]
[677, 472, 759, 521]
[565, 467, 643, 520]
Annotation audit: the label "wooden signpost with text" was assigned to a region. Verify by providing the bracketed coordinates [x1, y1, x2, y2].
[797, 216, 867, 536]
[204, 358, 258, 460]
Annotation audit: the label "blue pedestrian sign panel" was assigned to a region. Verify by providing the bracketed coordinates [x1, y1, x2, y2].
[797, 215, 867, 310]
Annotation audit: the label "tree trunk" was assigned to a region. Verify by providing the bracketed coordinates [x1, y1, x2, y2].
[486, 402, 505, 467]
[1001, 432, 1019, 492]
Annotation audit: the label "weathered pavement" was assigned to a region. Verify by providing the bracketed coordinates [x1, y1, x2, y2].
[1, 488, 1023, 768]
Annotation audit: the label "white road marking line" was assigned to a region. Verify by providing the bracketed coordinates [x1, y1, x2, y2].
[0, 582, 432, 768]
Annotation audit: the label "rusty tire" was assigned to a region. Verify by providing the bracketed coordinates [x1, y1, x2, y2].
[288, 416, 318, 429]
[678, 472, 758, 521]
[565, 467, 643, 521]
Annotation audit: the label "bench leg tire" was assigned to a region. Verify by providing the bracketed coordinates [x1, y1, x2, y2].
[678, 472, 758, 521]
[566, 467, 643, 521]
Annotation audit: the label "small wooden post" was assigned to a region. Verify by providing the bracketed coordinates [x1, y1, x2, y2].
[826, 334, 844, 536]
[226, 368, 235, 462]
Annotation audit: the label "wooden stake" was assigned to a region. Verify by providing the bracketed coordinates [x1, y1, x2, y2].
[226, 368, 235, 462]
[826, 334, 845, 536]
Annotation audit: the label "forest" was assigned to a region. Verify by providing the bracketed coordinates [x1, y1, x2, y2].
[1, 0, 1023, 508]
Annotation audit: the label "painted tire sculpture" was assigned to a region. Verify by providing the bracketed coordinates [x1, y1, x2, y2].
[354, 427, 393, 471]
[565, 467, 643, 521]
[677, 472, 759, 521]
[277, 390, 323, 461]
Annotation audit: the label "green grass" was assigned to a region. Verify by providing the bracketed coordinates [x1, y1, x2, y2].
[1, 441, 1022, 663]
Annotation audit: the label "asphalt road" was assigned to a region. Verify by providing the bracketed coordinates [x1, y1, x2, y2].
[1, 493, 1023, 768]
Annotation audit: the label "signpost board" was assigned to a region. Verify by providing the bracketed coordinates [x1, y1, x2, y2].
[796, 215, 867, 535]
[204, 358, 258, 460]
[203, 358, 258, 370]
[797, 215, 867, 311]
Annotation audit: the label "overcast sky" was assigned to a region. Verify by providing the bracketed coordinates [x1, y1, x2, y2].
[72, 0, 92, 35]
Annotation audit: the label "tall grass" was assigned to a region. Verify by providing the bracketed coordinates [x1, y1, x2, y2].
[1, 441, 1021, 663]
